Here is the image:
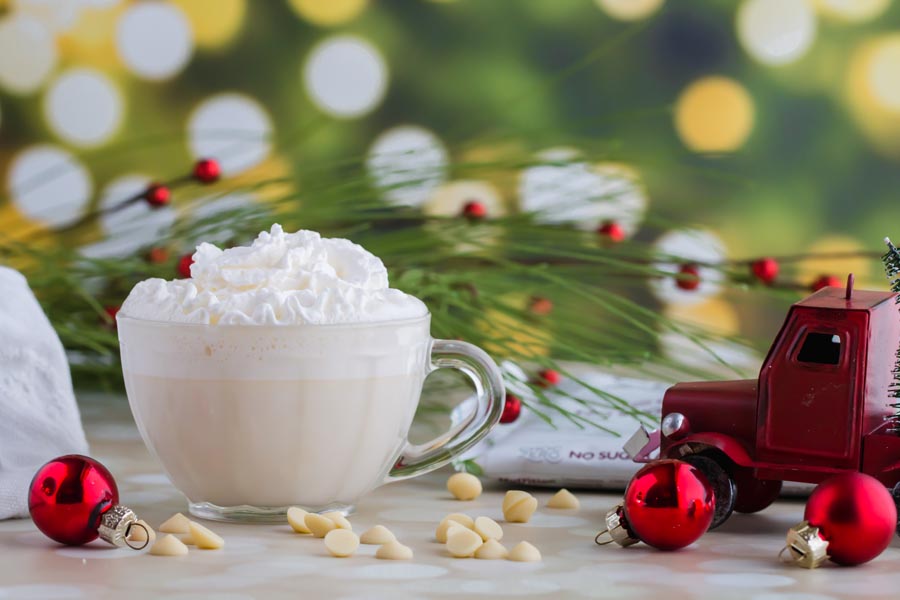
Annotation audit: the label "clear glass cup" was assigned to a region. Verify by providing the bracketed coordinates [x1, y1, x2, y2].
[117, 313, 504, 522]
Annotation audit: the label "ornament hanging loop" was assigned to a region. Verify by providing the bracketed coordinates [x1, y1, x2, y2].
[124, 522, 150, 551]
[594, 528, 614, 546]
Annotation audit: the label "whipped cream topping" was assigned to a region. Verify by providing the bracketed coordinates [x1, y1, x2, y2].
[120, 225, 427, 325]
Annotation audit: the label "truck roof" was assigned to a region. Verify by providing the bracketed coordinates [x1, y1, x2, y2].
[795, 286, 897, 311]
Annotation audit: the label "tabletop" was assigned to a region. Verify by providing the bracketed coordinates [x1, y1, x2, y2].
[2, 394, 899, 600]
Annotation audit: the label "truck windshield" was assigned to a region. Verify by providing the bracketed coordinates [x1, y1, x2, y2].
[796, 332, 841, 365]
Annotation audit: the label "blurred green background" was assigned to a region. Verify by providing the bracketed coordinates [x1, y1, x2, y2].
[1, 0, 898, 351]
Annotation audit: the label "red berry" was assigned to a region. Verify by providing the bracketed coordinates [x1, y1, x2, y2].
[751, 257, 779, 285]
[144, 183, 171, 208]
[193, 158, 221, 184]
[811, 274, 842, 292]
[597, 221, 626, 243]
[529, 296, 553, 316]
[537, 369, 561, 387]
[102, 305, 120, 328]
[500, 394, 521, 424]
[462, 200, 487, 220]
[177, 253, 195, 278]
[675, 264, 701, 291]
[147, 246, 170, 264]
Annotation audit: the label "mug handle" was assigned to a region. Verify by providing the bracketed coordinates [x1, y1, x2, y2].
[384, 339, 505, 482]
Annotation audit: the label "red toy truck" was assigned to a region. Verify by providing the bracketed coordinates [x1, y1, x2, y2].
[630, 275, 900, 528]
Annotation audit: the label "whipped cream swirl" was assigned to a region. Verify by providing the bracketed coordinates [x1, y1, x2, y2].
[120, 225, 427, 325]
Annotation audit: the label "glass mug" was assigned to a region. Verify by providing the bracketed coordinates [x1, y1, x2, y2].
[117, 313, 504, 522]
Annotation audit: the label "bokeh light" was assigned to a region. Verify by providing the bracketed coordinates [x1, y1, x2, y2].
[737, 0, 816, 66]
[366, 125, 448, 206]
[650, 229, 727, 305]
[815, 0, 890, 22]
[519, 150, 647, 234]
[288, 0, 368, 26]
[13, 0, 81, 32]
[424, 180, 505, 217]
[595, 0, 665, 21]
[187, 93, 273, 176]
[81, 175, 176, 259]
[303, 35, 388, 119]
[674, 76, 755, 153]
[846, 34, 900, 159]
[44, 68, 124, 147]
[0, 14, 57, 94]
[7, 145, 93, 229]
[172, 0, 245, 50]
[116, 2, 193, 80]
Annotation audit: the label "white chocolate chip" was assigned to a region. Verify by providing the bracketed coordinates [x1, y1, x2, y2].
[474, 516, 503, 541]
[322, 511, 352, 530]
[447, 472, 483, 501]
[360, 525, 396, 545]
[127, 520, 156, 546]
[159, 513, 191, 534]
[305, 513, 337, 538]
[287, 507, 312, 534]
[546, 488, 580, 510]
[435, 513, 475, 542]
[376, 541, 414, 560]
[149, 534, 189, 556]
[188, 521, 224, 550]
[503, 491, 538, 523]
[324, 529, 360, 557]
[446, 526, 484, 558]
[474, 538, 509, 560]
[508, 541, 541, 562]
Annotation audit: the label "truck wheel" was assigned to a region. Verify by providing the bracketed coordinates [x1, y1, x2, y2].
[733, 468, 782, 514]
[681, 454, 735, 530]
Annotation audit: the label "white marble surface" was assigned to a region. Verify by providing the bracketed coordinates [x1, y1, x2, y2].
[1, 395, 899, 599]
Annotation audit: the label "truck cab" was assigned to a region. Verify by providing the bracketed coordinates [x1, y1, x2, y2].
[644, 282, 900, 527]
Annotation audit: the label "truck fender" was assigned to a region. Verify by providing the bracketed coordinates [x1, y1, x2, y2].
[665, 433, 753, 468]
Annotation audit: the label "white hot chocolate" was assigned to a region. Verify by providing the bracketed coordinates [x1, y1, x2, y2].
[118, 226, 432, 514]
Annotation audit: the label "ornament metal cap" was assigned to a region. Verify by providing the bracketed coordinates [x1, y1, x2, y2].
[98, 505, 147, 550]
[595, 504, 640, 547]
[780, 520, 829, 569]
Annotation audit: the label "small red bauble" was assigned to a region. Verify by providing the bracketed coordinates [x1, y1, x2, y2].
[675, 264, 701, 291]
[597, 221, 625, 243]
[751, 257, 778, 285]
[462, 200, 487, 220]
[144, 183, 171, 208]
[177, 253, 195, 278]
[193, 158, 221, 184]
[29, 455, 119, 546]
[147, 246, 170, 264]
[500, 393, 522, 424]
[621, 459, 715, 551]
[529, 296, 553, 316]
[536, 369, 561, 387]
[811, 274, 842, 292]
[786, 472, 896, 567]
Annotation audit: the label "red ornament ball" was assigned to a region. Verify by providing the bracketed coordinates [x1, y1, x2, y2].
[803, 472, 896, 566]
[144, 183, 171, 208]
[500, 393, 521, 424]
[193, 158, 221, 184]
[462, 200, 487, 220]
[675, 264, 701, 291]
[811, 274, 842, 292]
[597, 221, 625, 243]
[623, 459, 715, 551]
[29, 455, 119, 546]
[751, 257, 779, 285]
[537, 369, 561, 387]
[177, 253, 195, 278]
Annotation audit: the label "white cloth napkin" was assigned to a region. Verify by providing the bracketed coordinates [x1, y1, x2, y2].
[0, 267, 88, 519]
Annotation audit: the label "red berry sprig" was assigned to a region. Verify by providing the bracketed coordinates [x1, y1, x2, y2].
[177, 253, 195, 279]
[536, 369, 561, 387]
[500, 393, 522, 424]
[675, 264, 701, 291]
[597, 221, 625, 243]
[811, 274, 842, 292]
[193, 158, 221, 184]
[529, 296, 553, 316]
[146, 247, 170, 264]
[102, 305, 120, 329]
[751, 257, 779, 285]
[462, 200, 487, 220]
[144, 183, 171, 208]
